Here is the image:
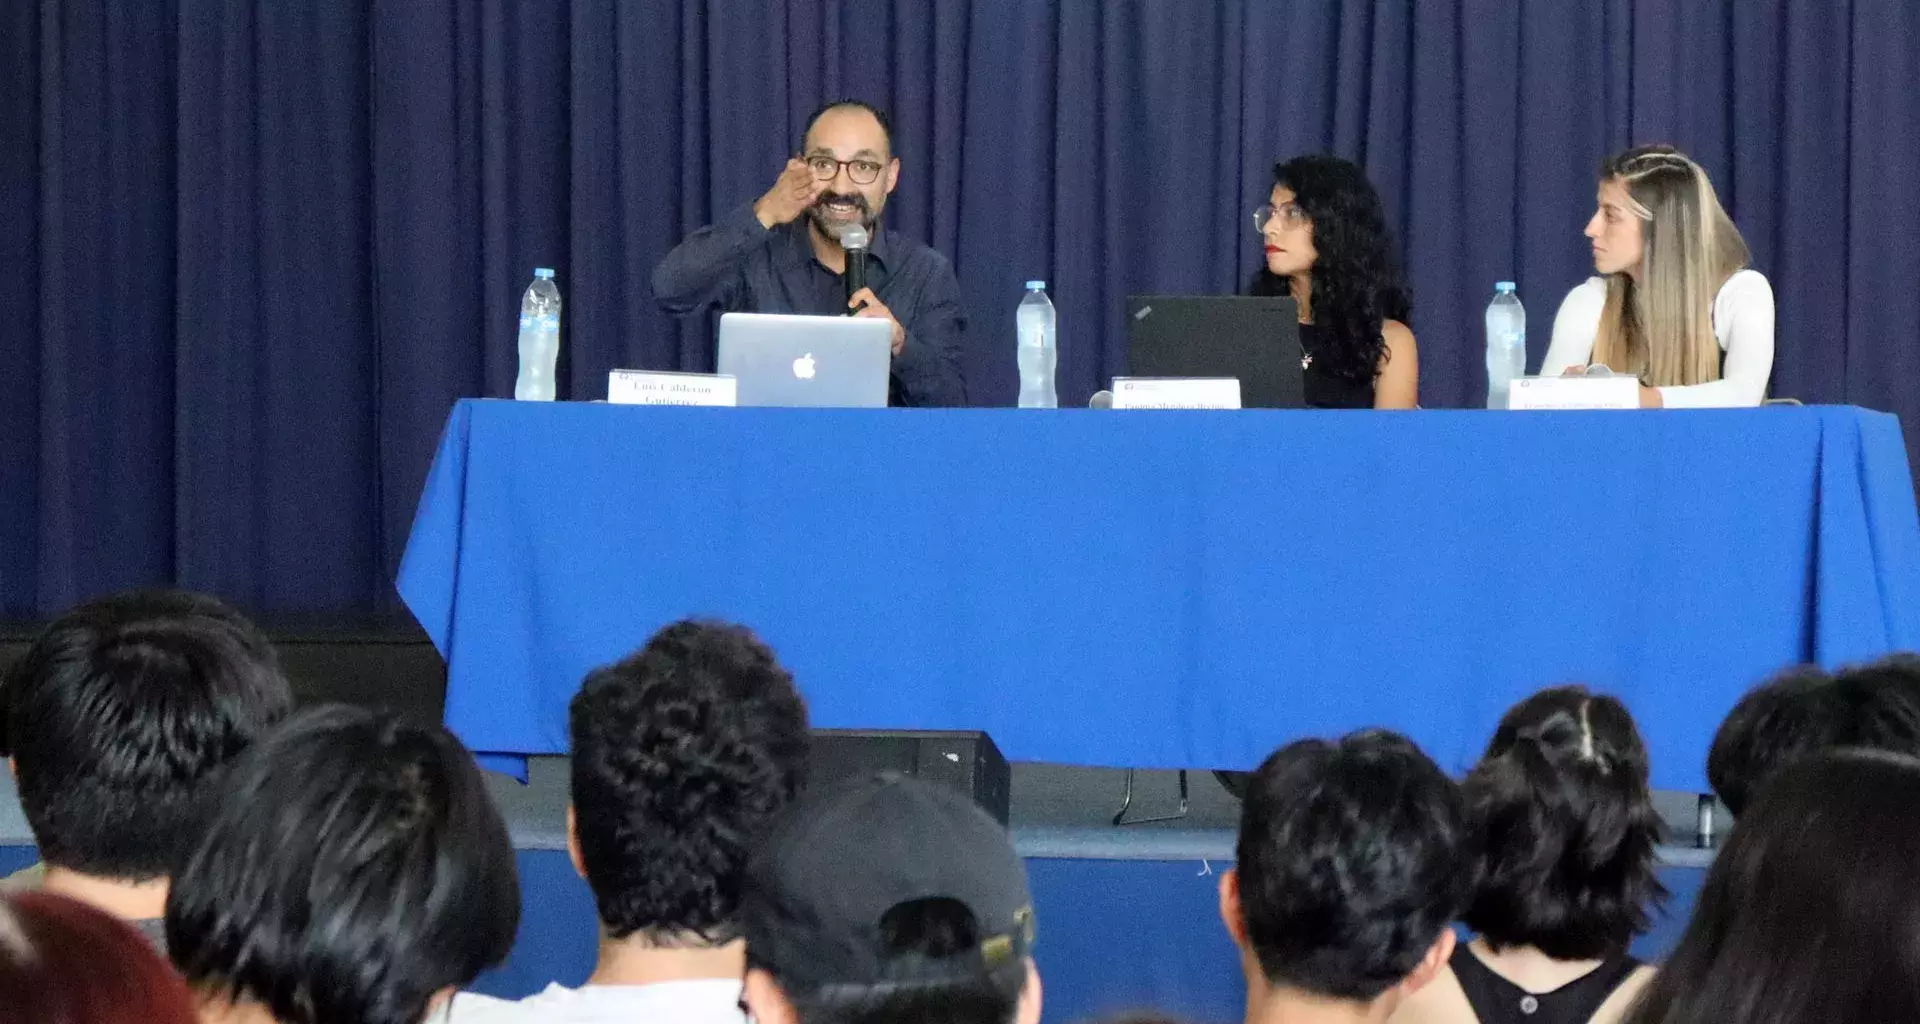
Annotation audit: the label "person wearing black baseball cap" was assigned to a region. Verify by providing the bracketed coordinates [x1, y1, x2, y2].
[1220, 730, 1472, 1024]
[739, 773, 1042, 1024]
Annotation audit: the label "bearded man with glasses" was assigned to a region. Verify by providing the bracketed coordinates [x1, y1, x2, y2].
[653, 100, 968, 407]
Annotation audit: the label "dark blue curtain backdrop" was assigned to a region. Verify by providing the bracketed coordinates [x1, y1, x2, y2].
[5, 1, 1920, 617]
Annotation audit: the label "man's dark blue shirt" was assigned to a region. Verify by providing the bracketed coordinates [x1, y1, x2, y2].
[652, 204, 968, 407]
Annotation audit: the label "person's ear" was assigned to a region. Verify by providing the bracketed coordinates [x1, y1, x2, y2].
[566, 805, 587, 881]
[1399, 927, 1457, 996]
[744, 968, 800, 1024]
[884, 157, 900, 196]
[1218, 868, 1248, 947]
[1015, 960, 1044, 1024]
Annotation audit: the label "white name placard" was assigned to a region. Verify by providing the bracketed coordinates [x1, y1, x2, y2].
[607, 370, 737, 407]
[1110, 377, 1243, 410]
[1508, 374, 1640, 410]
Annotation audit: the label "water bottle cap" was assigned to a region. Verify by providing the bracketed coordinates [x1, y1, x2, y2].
[534, 268, 556, 280]
[1025, 280, 1047, 291]
[1495, 281, 1516, 293]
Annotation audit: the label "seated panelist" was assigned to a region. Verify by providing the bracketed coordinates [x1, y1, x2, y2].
[651, 100, 967, 408]
[1250, 154, 1419, 409]
[1542, 145, 1775, 408]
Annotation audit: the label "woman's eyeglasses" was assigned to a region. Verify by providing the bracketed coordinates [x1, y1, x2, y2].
[1254, 202, 1309, 233]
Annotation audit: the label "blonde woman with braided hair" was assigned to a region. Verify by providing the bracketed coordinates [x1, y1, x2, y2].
[1541, 146, 1775, 407]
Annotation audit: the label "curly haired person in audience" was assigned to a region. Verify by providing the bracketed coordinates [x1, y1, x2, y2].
[1706, 653, 1920, 816]
[1220, 730, 1472, 1024]
[0, 588, 293, 951]
[739, 773, 1043, 1024]
[0, 890, 198, 1024]
[1393, 687, 1666, 1024]
[1621, 750, 1920, 1023]
[167, 706, 521, 1024]
[452, 619, 810, 1024]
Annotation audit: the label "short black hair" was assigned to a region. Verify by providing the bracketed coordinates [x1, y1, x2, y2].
[1707, 655, 1920, 815]
[800, 99, 895, 157]
[1462, 686, 1668, 960]
[166, 705, 520, 1024]
[1234, 729, 1471, 1002]
[752, 897, 1026, 1024]
[570, 619, 809, 941]
[1623, 750, 1920, 1024]
[1, 589, 293, 879]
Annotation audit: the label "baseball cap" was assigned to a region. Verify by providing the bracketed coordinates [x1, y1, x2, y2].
[740, 772, 1036, 992]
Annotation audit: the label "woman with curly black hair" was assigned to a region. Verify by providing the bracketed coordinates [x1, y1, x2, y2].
[1252, 155, 1417, 408]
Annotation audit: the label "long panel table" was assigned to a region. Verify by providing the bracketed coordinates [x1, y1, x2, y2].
[398, 400, 1920, 790]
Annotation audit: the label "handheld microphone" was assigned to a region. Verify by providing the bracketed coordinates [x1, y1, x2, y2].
[1089, 390, 1115, 409]
[837, 223, 871, 313]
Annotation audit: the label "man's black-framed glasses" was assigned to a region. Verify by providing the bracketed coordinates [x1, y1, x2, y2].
[806, 155, 886, 185]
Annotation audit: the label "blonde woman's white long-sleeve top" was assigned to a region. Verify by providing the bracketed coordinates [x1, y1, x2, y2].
[1540, 269, 1776, 407]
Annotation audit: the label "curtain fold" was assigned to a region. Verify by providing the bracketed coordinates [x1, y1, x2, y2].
[4, 0, 1917, 616]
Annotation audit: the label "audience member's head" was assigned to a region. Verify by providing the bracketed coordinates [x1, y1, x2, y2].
[1707, 654, 1920, 815]
[568, 619, 810, 944]
[166, 705, 520, 1024]
[0, 890, 198, 1024]
[1623, 750, 1920, 1024]
[1221, 730, 1470, 1017]
[1, 588, 292, 884]
[1463, 686, 1667, 960]
[740, 774, 1041, 1024]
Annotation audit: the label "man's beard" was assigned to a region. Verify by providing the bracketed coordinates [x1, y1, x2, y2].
[807, 191, 878, 239]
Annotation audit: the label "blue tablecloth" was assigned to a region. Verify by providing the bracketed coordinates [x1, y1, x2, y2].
[398, 400, 1920, 791]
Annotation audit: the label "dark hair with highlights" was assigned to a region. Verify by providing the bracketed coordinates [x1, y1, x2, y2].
[0, 891, 198, 1024]
[1234, 729, 1471, 1002]
[1252, 154, 1411, 382]
[570, 619, 810, 943]
[1707, 655, 1920, 816]
[1623, 750, 1920, 1024]
[1463, 686, 1668, 960]
[166, 705, 520, 1024]
[0, 588, 293, 880]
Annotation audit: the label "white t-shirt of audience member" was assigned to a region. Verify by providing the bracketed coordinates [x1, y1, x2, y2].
[449, 979, 745, 1024]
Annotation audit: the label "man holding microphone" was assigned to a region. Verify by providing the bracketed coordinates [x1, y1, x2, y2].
[652, 101, 968, 407]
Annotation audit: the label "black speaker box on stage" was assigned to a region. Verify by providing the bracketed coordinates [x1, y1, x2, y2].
[810, 728, 1012, 826]
[0, 618, 444, 728]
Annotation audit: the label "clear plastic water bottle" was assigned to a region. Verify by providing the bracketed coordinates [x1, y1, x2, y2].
[1485, 281, 1526, 409]
[515, 268, 561, 401]
[1016, 281, 1057, 408]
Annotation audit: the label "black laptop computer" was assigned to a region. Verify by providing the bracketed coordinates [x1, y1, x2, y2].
[1123, 296, 1305, 408]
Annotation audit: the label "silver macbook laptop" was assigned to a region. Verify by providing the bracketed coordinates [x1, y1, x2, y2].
[717, 312, 893, 407]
